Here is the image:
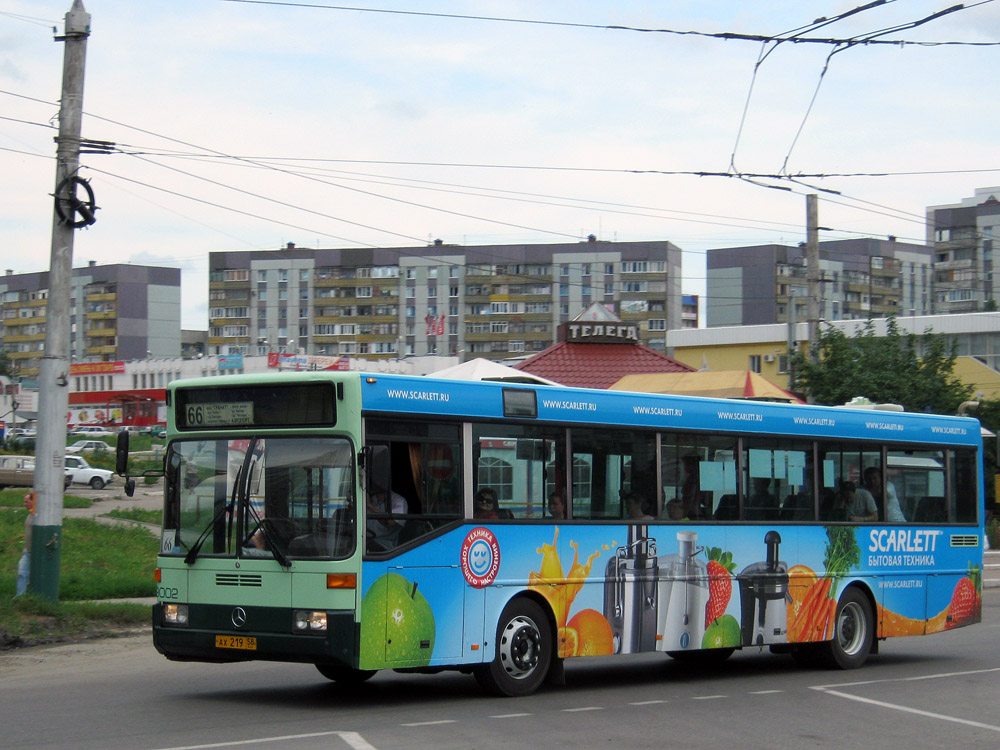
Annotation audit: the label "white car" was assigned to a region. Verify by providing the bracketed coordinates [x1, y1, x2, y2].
[63, 454, 115, 489]
[66, 439, 112, 454]
[69, 426, 116, 437]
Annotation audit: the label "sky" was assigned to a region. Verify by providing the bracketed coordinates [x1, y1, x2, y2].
[2, 1, 999, 329]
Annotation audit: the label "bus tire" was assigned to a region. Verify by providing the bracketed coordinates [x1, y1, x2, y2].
[823, 587, 874, 669]
[315, 663, 377, 684]
[475, 598, 552, 697]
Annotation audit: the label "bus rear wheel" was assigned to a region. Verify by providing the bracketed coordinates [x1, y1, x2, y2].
[475, 598, 552, 697]
[315, 663, 377, 684]
[822, 587, 874, 669]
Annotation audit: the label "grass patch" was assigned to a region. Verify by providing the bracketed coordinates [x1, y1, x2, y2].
[1, 510, 158, 647]
[0, 510, 158, 599]
[0, 595, 150, 649]
[0, 489, 92, 509]
[105, 508, 162, 525]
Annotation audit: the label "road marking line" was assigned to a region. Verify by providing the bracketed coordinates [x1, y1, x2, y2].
[812, 666, 1000, 691]
[562, 706, 603, 712]
[490, 713, 533, 718]
[692, 695, 726, 700]
[629, 700, 667, 705]
[151, 730, 377, 750]
[749, 690, 783, 694]
[818, 689, 1000, 733]
[338, 733, 379, 750]
[401, 720, 458, 727]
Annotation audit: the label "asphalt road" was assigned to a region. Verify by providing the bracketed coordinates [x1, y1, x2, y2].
[1, 590, 998, 750]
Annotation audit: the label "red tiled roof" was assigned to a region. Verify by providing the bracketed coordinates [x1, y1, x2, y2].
[515, 341, 695, 389]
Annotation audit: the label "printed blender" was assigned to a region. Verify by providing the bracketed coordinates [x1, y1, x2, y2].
[738, 530, 790, 646]
[656, 530, 708, 652]
[603, 525, 658, 654]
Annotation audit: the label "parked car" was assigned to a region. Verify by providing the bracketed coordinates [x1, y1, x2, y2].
[69, 426, 116, 437]
[6, 436, 36, 452]
[1, 455, 70, 489]
[63, 454, 114, 489]
[142, 425, 167, 438]
[66, 439, 112, 454]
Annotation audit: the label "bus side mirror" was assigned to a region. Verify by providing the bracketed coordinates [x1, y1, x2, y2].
[116, 431, 130, 476]
[367, 445, 389, 496]
[124, 477, 136, 497]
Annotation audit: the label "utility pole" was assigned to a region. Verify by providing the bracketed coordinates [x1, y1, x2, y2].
[805, 194, 821, 365]
[31, 0, 91, 601]
[786, 287, 796, 391]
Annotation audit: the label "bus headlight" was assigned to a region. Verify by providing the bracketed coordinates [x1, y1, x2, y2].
[293, 610, 328, 632]
[163, 603, 189, 626]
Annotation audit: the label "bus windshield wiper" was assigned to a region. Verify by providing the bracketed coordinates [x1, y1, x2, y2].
[184, 469, 240, 565]
[246, 501, 291, 568]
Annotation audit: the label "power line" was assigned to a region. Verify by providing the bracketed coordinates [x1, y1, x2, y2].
[780, 2, 979, 172]
[219, 0, 1000, 47]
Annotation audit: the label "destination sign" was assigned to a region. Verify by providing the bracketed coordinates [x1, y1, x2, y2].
[185, 401, 253, 427]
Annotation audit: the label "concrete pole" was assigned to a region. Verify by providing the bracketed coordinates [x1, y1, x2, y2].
[806, 194, 821, 364]
[787, 288, 796, 391]
[31, 0, 90, 601]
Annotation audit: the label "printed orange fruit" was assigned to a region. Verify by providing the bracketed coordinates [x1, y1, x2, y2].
[567, 608, 614, 657]
[787, 564, 818, 622]
[557, 626, 579, 658]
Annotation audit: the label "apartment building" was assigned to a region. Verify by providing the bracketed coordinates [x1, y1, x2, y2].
[926, 186, 1000, 313]
[0, 262, 181, 379]
[706, 238, 935, 327]
[208, 238, 683, 361]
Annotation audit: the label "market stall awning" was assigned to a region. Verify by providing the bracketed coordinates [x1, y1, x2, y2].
[609, 370, 805, 403]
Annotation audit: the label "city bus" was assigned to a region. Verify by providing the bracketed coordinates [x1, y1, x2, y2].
[118, 371, 984, 696]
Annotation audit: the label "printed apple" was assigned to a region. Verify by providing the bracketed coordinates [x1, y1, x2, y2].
[360, 572, 436, 667]
[702, 614, 741, 649]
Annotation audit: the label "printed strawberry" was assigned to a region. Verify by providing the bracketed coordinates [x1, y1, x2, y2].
[946, 564, 981, 628]
[704, 547, 737, 628]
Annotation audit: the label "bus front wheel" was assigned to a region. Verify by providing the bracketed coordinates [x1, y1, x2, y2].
[315, 663, 377, 684]
[823, 587, 874, 669]
[475, 598, 552, 697]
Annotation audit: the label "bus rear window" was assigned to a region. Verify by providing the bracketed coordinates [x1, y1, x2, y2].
[176, 383, 336, 430]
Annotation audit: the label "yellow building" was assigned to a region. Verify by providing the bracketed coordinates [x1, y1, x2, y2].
[667, 313, 1000, 402]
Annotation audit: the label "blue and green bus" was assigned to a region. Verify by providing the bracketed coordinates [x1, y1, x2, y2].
[121, 371, 984, 696]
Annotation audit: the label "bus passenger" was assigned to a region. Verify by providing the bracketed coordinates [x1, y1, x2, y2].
[746, 477, 776, 520]
[624, 491, 653, 520]
[474, 488, 500, 520]
[848, 477, 878, 522]
[820, 482, 851, 522]
[862, 466, 905, 522]
[367, 489, 408, 549]
[680, 456, 708, 520]
[545, 490, 565, 519]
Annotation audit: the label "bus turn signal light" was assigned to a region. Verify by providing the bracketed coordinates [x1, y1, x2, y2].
[154, 568, 161, 583]
[326, 573, 357, 589]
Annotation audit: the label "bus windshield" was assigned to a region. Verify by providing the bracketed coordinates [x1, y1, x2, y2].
[163, 436, 356, 560]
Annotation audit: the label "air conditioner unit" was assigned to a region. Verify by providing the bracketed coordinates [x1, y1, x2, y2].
[763, 354, 776, 363]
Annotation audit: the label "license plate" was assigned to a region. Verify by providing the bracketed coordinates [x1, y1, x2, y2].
[215, 635, 257, 650]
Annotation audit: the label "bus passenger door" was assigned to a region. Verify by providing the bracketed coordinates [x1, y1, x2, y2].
[383, 562, 466, 663]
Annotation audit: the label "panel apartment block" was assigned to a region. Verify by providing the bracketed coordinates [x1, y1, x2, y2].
[208, 239, 683, 361]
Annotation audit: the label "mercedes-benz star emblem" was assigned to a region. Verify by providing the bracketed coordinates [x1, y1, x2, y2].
[231, 607, 247, 628]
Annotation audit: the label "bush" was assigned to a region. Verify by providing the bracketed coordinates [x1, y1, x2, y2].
[988, 517, 1000, 550]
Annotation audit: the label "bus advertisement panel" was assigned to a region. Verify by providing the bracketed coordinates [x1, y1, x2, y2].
[142, 372, 983, 697]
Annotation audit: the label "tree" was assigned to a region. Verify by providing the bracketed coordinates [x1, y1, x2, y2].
[791, 316, 973, 413]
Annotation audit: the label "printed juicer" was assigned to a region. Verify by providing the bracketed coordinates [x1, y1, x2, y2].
[656, 530, 708, 652]
[738, 530, 790, 646]
[603, 525, 658, 654]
